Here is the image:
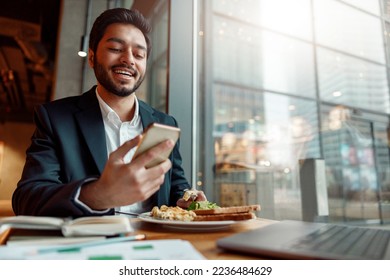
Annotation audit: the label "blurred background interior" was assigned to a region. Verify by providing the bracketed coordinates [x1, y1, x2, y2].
[1, 0, 390, 227]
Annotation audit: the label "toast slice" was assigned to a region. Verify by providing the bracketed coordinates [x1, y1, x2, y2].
[193, 204, 260, 215]
[193, 212, 256, 221]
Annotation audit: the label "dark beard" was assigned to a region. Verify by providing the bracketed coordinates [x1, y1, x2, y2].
[93, 60, 144, 97]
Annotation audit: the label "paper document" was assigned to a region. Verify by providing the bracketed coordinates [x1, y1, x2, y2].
[0, 215, 133, 237]
[0, 239, 205, 260]
[6, 236, 105, 247]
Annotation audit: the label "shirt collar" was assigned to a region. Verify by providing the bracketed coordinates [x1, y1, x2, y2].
[95, 88, 140, 125]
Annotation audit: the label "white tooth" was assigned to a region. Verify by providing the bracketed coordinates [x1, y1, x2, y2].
[115, 70, 131, 76]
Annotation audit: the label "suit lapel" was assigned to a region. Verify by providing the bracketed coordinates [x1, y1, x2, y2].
[72, 95, 159, 175]
[74, 88, 107, 174]
[139, 100, 157, 129]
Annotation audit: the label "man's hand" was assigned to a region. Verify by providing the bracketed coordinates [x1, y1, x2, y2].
[176, 190, 207, 209]
[79, 135, 174, 210]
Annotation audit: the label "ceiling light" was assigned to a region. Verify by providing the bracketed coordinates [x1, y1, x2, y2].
[332, 91, 342, 97]
[78, 35, 88, 57]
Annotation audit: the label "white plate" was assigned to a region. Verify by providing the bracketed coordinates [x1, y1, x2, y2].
[138, 212, 240, 231]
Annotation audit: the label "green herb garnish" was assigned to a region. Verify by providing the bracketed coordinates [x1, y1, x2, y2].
[188, 201, 220, 210]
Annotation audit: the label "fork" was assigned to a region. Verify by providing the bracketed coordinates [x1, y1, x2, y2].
[115, 211, 140, 217]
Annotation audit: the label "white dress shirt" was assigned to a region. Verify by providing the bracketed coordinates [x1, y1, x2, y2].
[75, 89, 149, 215]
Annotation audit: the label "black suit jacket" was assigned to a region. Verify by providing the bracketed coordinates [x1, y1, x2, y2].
[12, 87, 190, 217]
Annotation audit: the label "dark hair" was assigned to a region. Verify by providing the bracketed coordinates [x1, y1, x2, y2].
[89, 8, 152, 57]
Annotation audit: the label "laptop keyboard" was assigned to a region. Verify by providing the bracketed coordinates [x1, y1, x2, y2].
[289, 224, 390, 259]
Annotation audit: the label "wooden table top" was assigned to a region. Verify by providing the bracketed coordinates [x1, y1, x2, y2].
[130, 218, 278, 260]
[0, 217, 278, 260]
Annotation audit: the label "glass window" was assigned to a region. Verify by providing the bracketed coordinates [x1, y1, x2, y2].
[321, 105, 383, 222]
[262, 93, 321, 162]
[212, 0, 312, 41]
[213, 16, 316, 97]
[212, 0, 262, 23]
[341, 0, 380, 15]
[213, 86, 320, 219]
[141, 2, 169, 112]
[213, 89, 321, 165]
[383, 0, 390, 20]
[195, 0, 390, 224]
[384, 22, 390, 67]
[317, 47, 390, 113]
[213, 16, 263, 89]
[374, 122, 390, 223]
[260, 31, 316, 97]
[314, 0, 385, 64]
[256, 0, 312, 41]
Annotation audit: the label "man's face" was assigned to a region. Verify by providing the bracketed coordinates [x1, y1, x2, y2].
[89, 23, 147, 97]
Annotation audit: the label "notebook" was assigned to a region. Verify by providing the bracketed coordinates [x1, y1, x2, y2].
[217, 220, 390, 260]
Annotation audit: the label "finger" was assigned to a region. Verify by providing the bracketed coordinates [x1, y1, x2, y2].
[146, 158, 172, 174]
[134, 173, 165, 202]
[176, 198, 192, 209]
[144, 178, 164, 198]
[132, 139, 174, 168]
[195, 191, 207, 201]
[109, 135, 141, 162]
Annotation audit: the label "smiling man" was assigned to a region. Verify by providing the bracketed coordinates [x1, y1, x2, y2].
[12, 8, 206, 217]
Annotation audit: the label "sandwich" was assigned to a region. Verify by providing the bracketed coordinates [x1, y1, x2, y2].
[192, 204, 261, 221]
[149, 190, 261, 222]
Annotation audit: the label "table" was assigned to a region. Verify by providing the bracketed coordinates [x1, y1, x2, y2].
[0, 218, 278, 259]
[0, 200, 13, 217]
[131, 218, 278, 260]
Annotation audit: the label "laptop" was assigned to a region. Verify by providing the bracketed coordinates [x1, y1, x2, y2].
[217, 220, 390, 260]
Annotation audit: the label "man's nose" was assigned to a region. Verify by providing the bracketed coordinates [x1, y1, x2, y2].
[120, 51, 135, 66]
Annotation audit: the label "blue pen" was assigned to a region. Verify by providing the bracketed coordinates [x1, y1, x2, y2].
[35, 234, 146, 254]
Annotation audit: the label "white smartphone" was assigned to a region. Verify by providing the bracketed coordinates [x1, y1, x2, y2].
[133, 123, 181, 168]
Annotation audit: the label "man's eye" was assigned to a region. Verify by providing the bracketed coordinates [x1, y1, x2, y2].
[108, 48, 121, 52]
[135, 53, 145, 59]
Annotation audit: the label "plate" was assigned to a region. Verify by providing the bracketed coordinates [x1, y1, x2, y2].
[138, 212, 242, 232]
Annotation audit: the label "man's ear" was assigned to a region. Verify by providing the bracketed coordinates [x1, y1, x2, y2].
[88, 49, 94, 68]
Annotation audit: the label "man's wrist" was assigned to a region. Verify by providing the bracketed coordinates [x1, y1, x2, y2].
[77, 179, 111, 212]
